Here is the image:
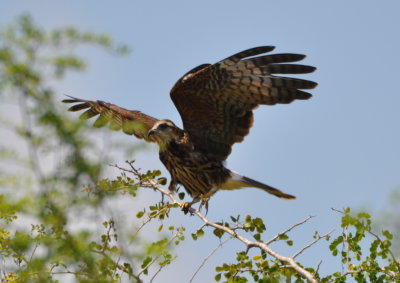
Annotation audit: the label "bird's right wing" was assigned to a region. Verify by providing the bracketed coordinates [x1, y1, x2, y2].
[62, 95, 159, 142]
[170, 46, 317, 161]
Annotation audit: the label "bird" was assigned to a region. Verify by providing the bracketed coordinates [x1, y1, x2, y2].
[63, 46, 317, 213]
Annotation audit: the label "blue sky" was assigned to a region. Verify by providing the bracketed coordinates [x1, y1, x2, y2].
[2, 1, 400, 281]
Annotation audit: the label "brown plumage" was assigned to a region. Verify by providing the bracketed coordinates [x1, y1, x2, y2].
[63, 46, 317, 212]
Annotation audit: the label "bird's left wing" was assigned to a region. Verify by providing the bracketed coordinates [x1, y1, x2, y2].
[63, 96, 159, 142]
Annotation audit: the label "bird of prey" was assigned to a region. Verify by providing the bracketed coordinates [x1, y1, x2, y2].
[63, 46, 317, 212]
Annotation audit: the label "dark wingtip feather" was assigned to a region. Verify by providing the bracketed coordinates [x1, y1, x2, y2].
[305, 80, 318, 89]
[62, 99, 75, 103]
[239, 46, 276, 57]
[68, 103, 90, 112]
[296, 90, 313, 100]
[308, 66, 317, 73]
[288, 54, 306, 62]
[225, 46, 277, 63]
[256, 46, 276, 53]
[62, 94, 85, 104]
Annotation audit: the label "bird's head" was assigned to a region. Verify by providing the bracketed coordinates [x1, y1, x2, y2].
[148, 120, 182, 146]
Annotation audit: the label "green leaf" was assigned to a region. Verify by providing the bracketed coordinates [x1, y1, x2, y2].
[278, 234, 289, 240]
[9, 232, 32, 252]
[382, 230, 393, 240]
[213, 228, 224, 239]
[141, 256, 152, 269]
[357, 212, 370, 219]
[253, 255, 261, 261]
[197, 229, 205, 238]
[253, 217, 263, 227]
[157, 177, 167, 185]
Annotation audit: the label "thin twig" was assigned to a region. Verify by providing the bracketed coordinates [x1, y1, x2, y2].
[28, 243, 39, 263]
[342, 267, 397, 278]
[101, 220, 114, 253]
[18, 91, 46, 189]
[91, 249, 143, 282]
[331, 207, 344, 214]
[314, 260, 322, 276]
[267, 215, 315, 244]
[292, 230, 334, 259]
[149, 265, 164, 283]
[102, 202, 140, 278]
[343, 225, 349, 273]
[112, 256, 121, 279]
[190, 238, 231, 283]
[136, 231, 180, 277]
[133, 206, 169, 238]
[367, 230, 400, 272]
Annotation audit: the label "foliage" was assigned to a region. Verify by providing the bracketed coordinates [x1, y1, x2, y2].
[373, 188, 400, 257]
[94, 164, 400, 282]
[0, 14, 399, 283]
[206, 207, 400, 282]
[0, 14, 173, 283]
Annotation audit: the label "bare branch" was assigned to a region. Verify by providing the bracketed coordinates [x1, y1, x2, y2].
[342, 267, 397, 278]
[117, 162, 321, 283]
[292, 230, 334, 259]
[267, 215, 315, 245]
[190, 238, 230, 283]
[314, 260, 322, 277]
[18, 91, 46, 188]
[150, 265, 163, 283]
[331, 207, 344, 214]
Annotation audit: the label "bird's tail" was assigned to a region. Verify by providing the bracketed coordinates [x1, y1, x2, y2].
[221, 171, 296, 200]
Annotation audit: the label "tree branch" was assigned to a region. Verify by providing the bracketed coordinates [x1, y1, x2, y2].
[267, 215, 315, 245]
[117, 162, 320, 283]
[136, 231, 179, 278]
[367, 230, 400, 272]
[292, 230, 334, 259]
[190, 238, 230, 283]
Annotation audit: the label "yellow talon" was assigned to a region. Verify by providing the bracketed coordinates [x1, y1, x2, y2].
[180, 202, 192, 215]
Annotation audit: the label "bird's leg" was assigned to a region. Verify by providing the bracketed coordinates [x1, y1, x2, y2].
[181, 196, 201, 215]
[198, 198, 210, 215]
[160, 192, 165, 205]
[181, 195, 211, 215]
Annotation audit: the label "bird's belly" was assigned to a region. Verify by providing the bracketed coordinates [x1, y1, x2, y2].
[160, 151, 229, 198]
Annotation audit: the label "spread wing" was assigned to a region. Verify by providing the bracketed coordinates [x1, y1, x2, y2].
[170, 46, 317, 160]
[62, 95, 159, 142]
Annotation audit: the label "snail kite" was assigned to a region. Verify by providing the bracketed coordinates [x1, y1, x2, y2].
[63, 46, 317, 212]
